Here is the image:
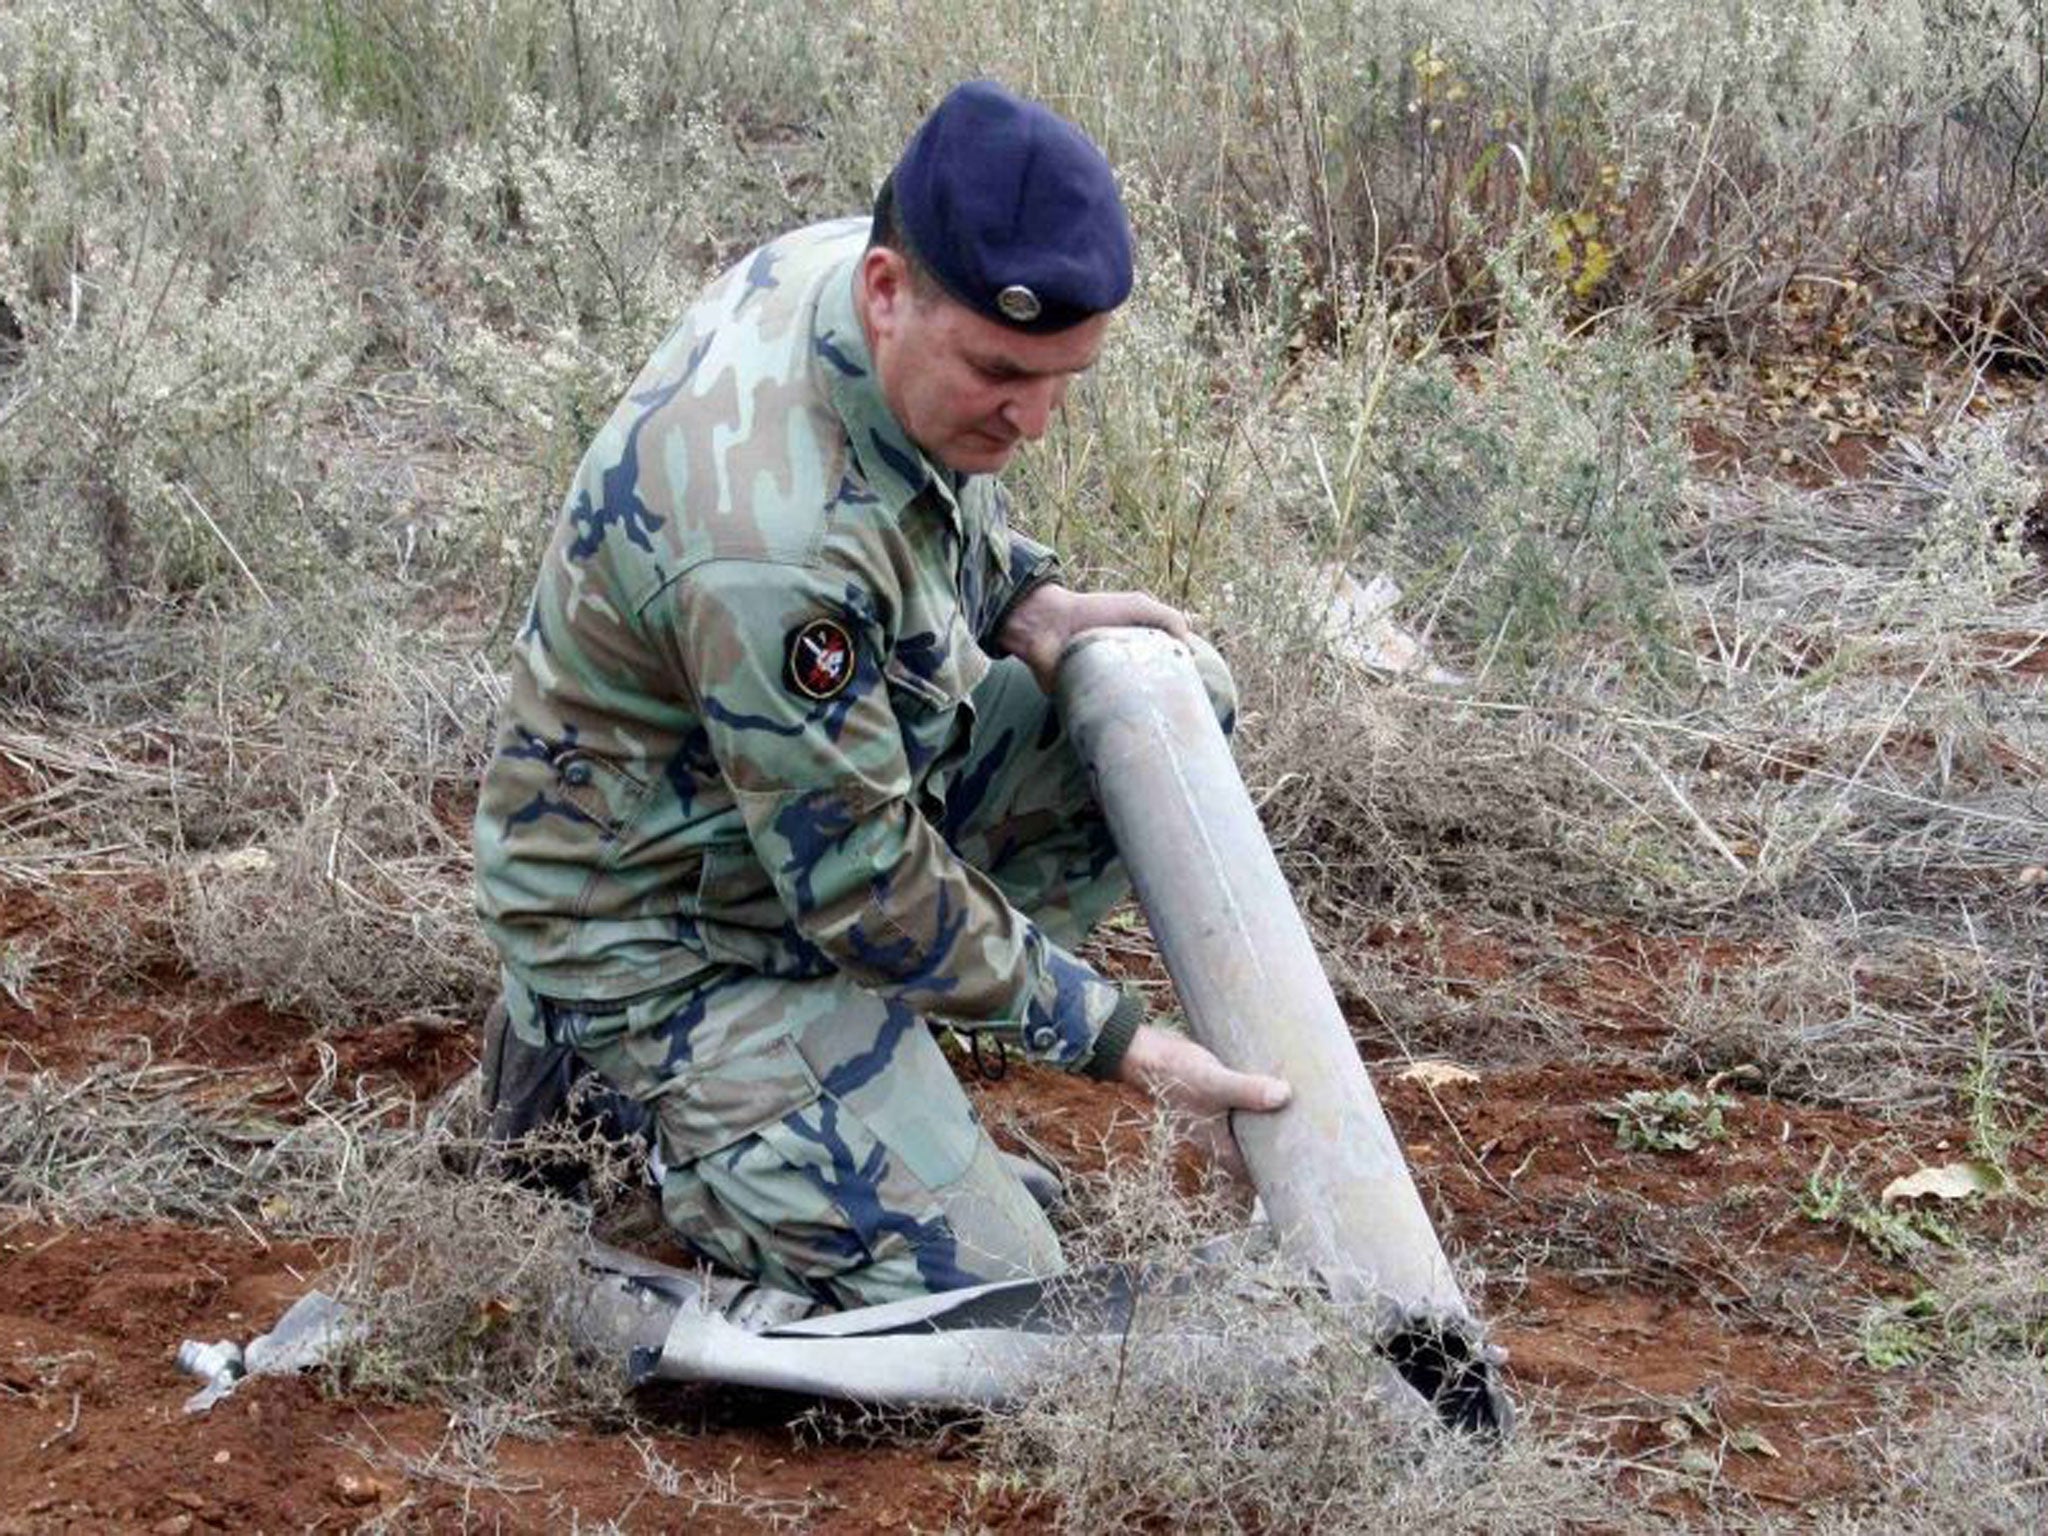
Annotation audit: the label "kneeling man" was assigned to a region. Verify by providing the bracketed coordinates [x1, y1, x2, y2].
[473, 81, 1287, 1308]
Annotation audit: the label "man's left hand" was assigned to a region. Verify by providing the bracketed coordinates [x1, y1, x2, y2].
[1113, 1023, 1290, 1193]
[999, 583, 1191, 692]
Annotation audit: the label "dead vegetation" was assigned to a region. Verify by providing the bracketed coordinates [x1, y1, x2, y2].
[0, 608, 500, 1024]
[322, 1138, 632, 1427]
[0, 1055, 633, 1428]
[4, 0, 2048, 1528]
[975, 1299, 1613, 1535]
[968, 1119, 1618, 1533]
[0, 1056, 416, 1230]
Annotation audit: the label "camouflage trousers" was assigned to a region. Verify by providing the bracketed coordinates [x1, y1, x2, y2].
[501, 647, 1234, 1308]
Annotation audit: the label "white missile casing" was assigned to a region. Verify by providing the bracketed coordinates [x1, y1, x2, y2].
[1058, 628, 1472, 1332]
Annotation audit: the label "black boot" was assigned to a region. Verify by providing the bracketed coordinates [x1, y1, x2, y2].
[478, 996, 654, 1200]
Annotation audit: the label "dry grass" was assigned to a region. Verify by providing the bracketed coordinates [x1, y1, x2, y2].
[322, 1132, 631, 1423]
[0, 607, 499, 1024]
[171, 793, 491, 1027]
[974, 1345, 1611, 1535]
[0, 1054, 638, 1423]
[0, 1057, 416, 1231]
[4, 0, 2048, 1524]
[1658, 930, 2023, 1113]
[1818, 1248, 2048, 1531]
[967, 1120, 1615, 1534]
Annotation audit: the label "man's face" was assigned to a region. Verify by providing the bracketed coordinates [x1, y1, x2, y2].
[859, 247, 1110, 477]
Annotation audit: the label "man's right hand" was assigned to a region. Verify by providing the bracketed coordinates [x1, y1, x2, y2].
[1113, 1022, 1290, 1189]
[998, 583, 1192, 693]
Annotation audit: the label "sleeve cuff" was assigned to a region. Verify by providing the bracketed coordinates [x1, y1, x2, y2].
[987, 552, 1064, 646]
[1081, 987, 1146, 1081]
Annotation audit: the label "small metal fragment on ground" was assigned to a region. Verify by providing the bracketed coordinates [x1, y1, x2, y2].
[1316, 566, 1467, 685]
[176, 1291, 357, 1413]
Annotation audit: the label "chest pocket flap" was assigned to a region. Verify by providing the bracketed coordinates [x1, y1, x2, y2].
[882, 618, 988, 714]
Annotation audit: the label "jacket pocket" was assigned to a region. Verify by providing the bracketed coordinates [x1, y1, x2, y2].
[557, 750, 657, 919]
[553, 748, 650, 838]
[884, 625, 986, 783]
[693, 840, 793, 967]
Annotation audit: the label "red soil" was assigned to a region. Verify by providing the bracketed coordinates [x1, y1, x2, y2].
[0, 892, 2002, 1529]
[0, 1225, 969, 1533]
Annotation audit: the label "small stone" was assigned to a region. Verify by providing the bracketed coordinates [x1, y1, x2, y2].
[333, 1473, 386, 1507]
[165, 1492, 208, 1512]
[151, 1517, 192, 1536]
[211, 1450, 231, 1465]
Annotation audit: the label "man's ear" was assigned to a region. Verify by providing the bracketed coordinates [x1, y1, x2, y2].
[860, 246, 913, 336]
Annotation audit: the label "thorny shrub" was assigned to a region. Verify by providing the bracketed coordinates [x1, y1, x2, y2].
[0, 605, 500, 1023]
[1894, 413, 2043, 613]
[172, 795, 495, 1028]
[970, 1118, 1612, 1533]
[1, 253, 362, 611]
[325, 1126, 634, 1424]
[1285, 271, 1692, 675]
[6, 0, 2044, 614]
[975, 1324, 1608, 1535]
[1021, 208, 1692, 688]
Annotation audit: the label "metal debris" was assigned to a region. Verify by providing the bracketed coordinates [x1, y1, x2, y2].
[176, 1291, 358, 1413]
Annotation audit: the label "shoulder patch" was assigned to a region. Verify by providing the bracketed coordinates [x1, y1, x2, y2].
[785, 616, 857, 701]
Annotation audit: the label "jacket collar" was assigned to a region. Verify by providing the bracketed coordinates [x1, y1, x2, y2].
[811, 256, 963, 533]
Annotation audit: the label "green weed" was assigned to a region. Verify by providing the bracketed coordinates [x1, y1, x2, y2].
[1857, 1252, 2048, 1374]
[1599, 1087, 1737, 1153]
[1799, 1160, 1962, 1267]
[1857, 1293, 1942, 1371]
[1963, 1010, 2040, 1200]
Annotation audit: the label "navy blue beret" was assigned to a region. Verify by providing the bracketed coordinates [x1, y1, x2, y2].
[882, 81, 1134, 334]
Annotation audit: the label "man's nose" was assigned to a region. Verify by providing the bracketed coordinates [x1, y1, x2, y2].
[1000, 379, 1063, 440]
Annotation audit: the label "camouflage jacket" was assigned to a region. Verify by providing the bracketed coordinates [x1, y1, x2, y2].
[474, 218, 1131, 1073]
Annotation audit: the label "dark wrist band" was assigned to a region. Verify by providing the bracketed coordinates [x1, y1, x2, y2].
[1082, 988, 1146, 1081]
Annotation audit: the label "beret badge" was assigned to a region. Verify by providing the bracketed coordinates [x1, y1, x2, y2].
[996, 284, 1043, 323]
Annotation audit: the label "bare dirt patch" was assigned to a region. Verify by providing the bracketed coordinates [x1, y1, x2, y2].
[0, 988, 473, 1107]
[0, 873, 474, 1101]
[1385, 1060, 1912, 1508]
[1976, 629, 2048, 677]
[0, 1223, 973, 1533]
